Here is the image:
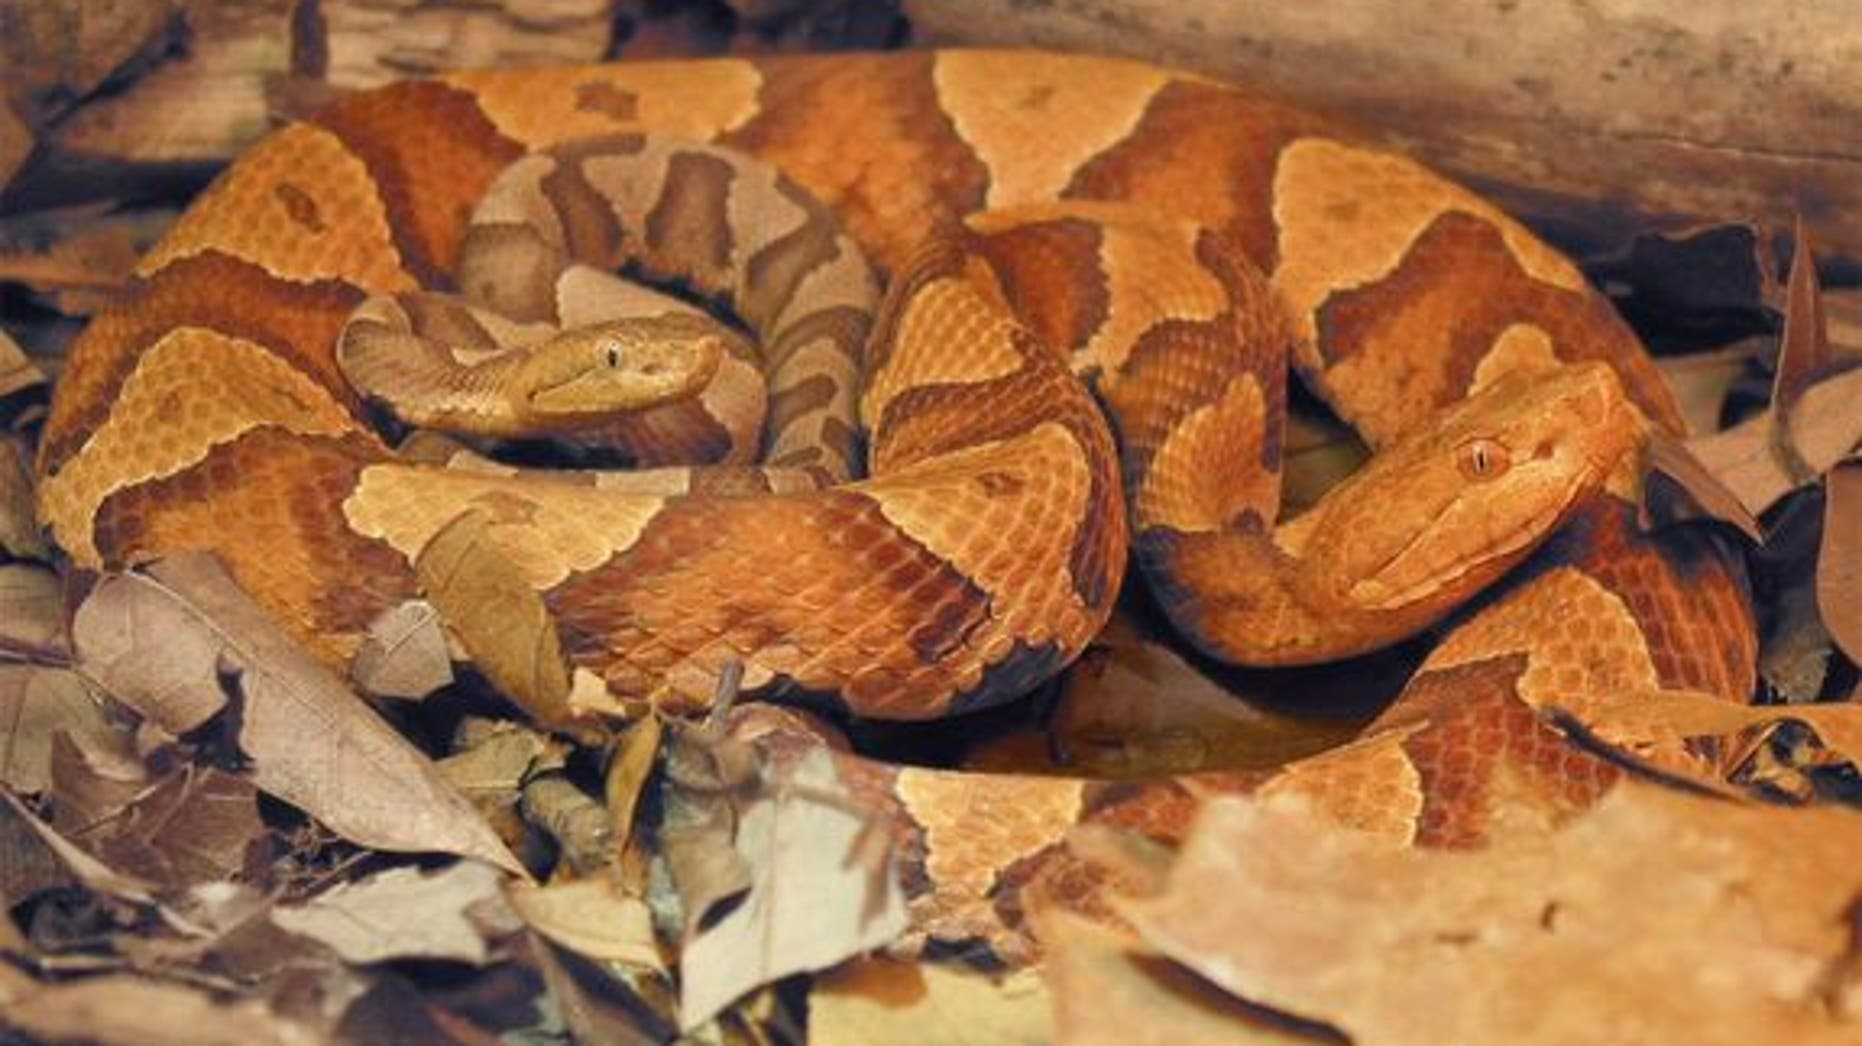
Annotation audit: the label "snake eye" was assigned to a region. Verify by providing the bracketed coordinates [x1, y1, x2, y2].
[1457, 438, 1510, 481]
[604, 344, 621, 368]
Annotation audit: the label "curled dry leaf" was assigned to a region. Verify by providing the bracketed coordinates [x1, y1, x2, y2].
[70, 553, 522, 874]
[676, 744, 908, 1032]
[505, 873, 663, 969]
[349, 600, 453, 700]
[270, 861, 515, 967]
[1114, 782, 1862, 1046]
[415, 510, 573, 728]
[810, 956, 1053, 1046]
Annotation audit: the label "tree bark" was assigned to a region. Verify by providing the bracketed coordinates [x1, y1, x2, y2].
[905, 0, 1862, 267]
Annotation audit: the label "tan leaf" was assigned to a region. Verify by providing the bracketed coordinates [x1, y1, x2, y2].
[80, 767, 264, 889]
[1640, 432, 1762, 542]
[677, 745, 908, 1031]
[270, 861, 514, 966]
[810, 956, 1052, 1046]
[1117, 783, 1862, 1046]
[0, 437, 47, 559]
[70, 553, 522, 874]
[349, 600, 453, 700]
[1684, 366, 1862, 517]
[0, 329, 48, 400]
[1774, 218, 1832, 425]
[605, 713, 664, 857]
[0, 562, 68, 655]
[0, 791, 154, 904]
[0, 970, 323, 1046]
[505, 873, 664, 969]
[415, 510, 573, 727]
[0, 222, 141, 317]
[1036, 909, 1313, 1046]
[1819, 459, 1862, 661]
[0, 665, 111, 794]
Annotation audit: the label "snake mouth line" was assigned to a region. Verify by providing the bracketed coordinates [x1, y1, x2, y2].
[1354, 477, 1588, 612]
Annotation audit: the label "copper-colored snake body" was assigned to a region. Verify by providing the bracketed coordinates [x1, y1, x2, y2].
[36, 50, 1757, 958]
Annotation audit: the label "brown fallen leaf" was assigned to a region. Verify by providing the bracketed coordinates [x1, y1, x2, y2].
[1036, 909, 1315, 1046]
[605, 712, 664, 861]
[269, 860, 516, 967]
[0, 967, 324, 1046]
[70, 553, 522, 874]
[0, 221, 141, 317]
[0, 664, 112, 794]
[1113, 782, 1862, 1045]
[415, 510, 575, 729]
[76, 766, 264, 890]
[505, 873, 663, 969]
[0, 327, 49, 402]
[349, 599, 453, 700]
[1, 790, 154, 904]
[676, 744, 908, 1031]
[810, 956, 1053, 1046]
[1819, 460, 1862, 660]
[0, 436, 47, 560]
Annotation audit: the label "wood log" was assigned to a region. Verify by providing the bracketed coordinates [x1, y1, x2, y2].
[905, 0, 1862, 267]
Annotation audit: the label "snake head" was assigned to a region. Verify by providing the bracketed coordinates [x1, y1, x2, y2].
[1300, 361, 1639, 620]
[516, 313, 731, 431]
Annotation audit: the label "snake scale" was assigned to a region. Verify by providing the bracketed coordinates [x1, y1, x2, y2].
[35, 50, 1758, 958]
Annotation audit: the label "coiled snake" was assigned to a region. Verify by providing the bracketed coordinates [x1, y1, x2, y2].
[35, 50, 1757, 957]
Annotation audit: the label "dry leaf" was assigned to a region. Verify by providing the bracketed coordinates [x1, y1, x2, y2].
[677, 745, 908, 1031]
[810, 956, 1053, 1046]
[1819, 460, 1862, 661]
[0, 665, 110, 794]
[1, 791, 154, 904]
[0, 969, 324, 1046]
[350, 600, 453, 700]
[1036, 909, 1313, 1046]
[0, 437, 47, 560]
[79, 767, 263, 889]
[435, 721, 550, 800]
[0, 328, 49, 402]
[605, 713, 664, 857]
[505, 874, 664, 969]
[0, 222, 141, 317]
[71, 553, 522, 874]
[1640, 432, 1763, 542]
[1686, 366, 1862, 519]
[0, 561, 67, 654]
[415, 510, 573, 727]
[270, 861, 514, 966]
[1774, 218, 1831, 425]
[46, 729, 146, 839]
[1116, 783, 1862, 1045]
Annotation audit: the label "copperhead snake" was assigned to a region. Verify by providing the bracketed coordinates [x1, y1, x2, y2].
[34, 50, 1758, 959]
